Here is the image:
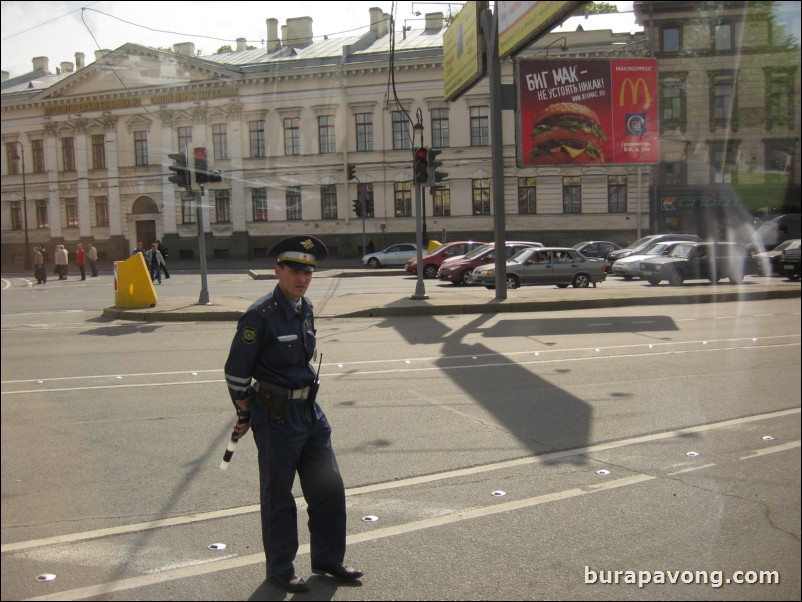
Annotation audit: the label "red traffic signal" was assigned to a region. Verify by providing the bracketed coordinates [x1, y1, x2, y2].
[414, 147, 429, 184]
[194, 147, 208, 185]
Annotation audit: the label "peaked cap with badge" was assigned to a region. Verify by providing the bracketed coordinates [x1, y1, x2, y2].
[268, 235, 328, 272]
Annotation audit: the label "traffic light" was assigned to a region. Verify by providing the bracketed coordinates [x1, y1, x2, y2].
[365, 198, 374, 216]
[427, 148, 448, 187]
[194, 147, 208, 185]
[347, 164, 356, 181]
[352, 199, 362, 217]
[168, 152, 189, 188]
[414, 146, 429, 184]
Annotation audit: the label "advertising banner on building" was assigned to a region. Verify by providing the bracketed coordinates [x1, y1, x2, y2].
[517, 58, 659, 166]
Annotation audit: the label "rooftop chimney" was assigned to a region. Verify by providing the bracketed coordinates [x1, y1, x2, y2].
[285, 16, 313, 48]
[426, 12, 444, 31]
[94, 49, 112, 60]
[60, 62, 74, 73]
[266, 18, 280, 51]
[237, 37, 247, 51]
[174, 42, 196, 57]
[1, 71, 8, 83]
[32, 56, 50, 74]
[75, 52, 85, 69]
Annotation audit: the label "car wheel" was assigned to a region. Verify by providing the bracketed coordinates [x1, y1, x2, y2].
[622, 275, 634, 280]
[728, 270, 744, 284]
[460, 269, 473, 286]
[788, 272, 801, 281]
[423, 264, 438, 279]
[367, 257, 380, 268]
[505, 275, 519, 289]
[647, 278, 661, 286]
[667, 269, 685, 286]
[572, 273, 591, 288]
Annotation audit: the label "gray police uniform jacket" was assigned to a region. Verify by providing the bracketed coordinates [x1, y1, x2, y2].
[224, 285, 317, 403]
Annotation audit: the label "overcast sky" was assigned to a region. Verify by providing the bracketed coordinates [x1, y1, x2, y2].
[1, 1, 636, 79]
[1, 1, 423, 77]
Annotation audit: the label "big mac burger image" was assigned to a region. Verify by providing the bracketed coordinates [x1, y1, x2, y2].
[530, 102, 607, 164]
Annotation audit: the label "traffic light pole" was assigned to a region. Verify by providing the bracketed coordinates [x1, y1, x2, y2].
[411, 181, 428, 300]
[195, 187, 211, 305]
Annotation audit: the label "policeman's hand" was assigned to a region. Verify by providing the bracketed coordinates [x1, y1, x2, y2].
[233, 396, 252, 441]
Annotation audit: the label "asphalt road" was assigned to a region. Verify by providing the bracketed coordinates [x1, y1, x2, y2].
[1, 274, 800, 601]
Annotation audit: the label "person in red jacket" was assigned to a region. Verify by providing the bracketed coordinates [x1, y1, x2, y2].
[76, 243, 87, 281]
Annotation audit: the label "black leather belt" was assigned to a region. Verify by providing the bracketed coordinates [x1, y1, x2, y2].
[256, 381, 311, 400]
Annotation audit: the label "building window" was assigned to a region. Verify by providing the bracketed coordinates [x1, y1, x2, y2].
[92, 134, 106, 169]
[321, 184, 338, 219]
[431, 108, 450, 148]
[62, 137, 75, 172]
[249, 120, 266, 158]
[284, 118, 300, 156]
[214, 189, 231, 223]
[562, 176, 581, 214]
[134, 131, 148, 166]
[10, 201, 22, 230]
[764, 139, 794, 173]
[177, 126, 192, 154]
[608, 176, 627, 213]
[95, 196, 110, 227]
[470, 106, 489, 146]
[181, 192, 195, 224]
[659, 75, 686, 132]
[318, 115, 336, 154]
[661, 25, 680, 53]
[394, 181, 412, 217]
[286, 187, 302, 220]
[6, 143, 20, 175]
[36, 200, 49, 228]
[32, 139, 45, 173]
[713, 21, 732, 52]
[433, 183, 451, 216]
[356, 113, 373, 152]
[659, 161, 685, 185]
[392, 111, 411, 150]
[709, 71, 737, 131]
[65, 198, 79, 227]
[518, 177, 537, 214]
[765, 69, 795, 131]
[252, 188, 268, 222]
[212, 124, 228, 160]
[709, 141, 739, 184]
[472, 178, 491, 215]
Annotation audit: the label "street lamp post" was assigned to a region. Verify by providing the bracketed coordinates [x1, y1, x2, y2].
[12, 141, 31, 270]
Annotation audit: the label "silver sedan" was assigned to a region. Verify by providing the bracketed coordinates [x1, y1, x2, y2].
[471, 247, 607, 289]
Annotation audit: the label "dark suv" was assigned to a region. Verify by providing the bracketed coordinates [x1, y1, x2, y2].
[778, 240, 801, 281]
[605, 233, 702, 272]
[639, 241, 755, 286]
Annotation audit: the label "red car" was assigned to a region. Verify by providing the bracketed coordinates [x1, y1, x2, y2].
[405, 241, 487, 279]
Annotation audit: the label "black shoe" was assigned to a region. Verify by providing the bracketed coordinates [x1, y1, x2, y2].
[311, 563, 363, 581]
[268, 573, 308, 592]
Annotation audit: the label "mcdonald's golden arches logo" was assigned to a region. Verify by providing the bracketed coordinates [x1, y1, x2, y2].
[619, 77, 651, 107]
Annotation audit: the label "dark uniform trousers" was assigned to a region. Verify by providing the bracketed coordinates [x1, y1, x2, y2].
[251, 392, 347, 578]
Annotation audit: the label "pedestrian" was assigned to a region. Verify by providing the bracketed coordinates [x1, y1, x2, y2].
[33, 246, 46, 284]
[132, 241, 145, 256]
[55, 244, 69, 280]
[223, 235, 362, 593]
[145, 242, 165, 284]
[76, 243, 87, 280]
[87, 243, 99, 277]
[156, 239, 170, 279]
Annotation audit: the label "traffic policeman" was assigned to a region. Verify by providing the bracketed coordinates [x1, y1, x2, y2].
[224, 235, 363, 592]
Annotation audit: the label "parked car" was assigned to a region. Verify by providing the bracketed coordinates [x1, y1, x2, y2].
[751, 239, 801, 276]
[747, 214, 802, 253]
[405, 241, 487, 279]
[437, 241, 542, 285]
[362, 243, 418, 268]
[778, 240, 801, 281]
[605, 233, 702, 272]
[571, 240, 622, 260]
[471, 247, 607, 289]
[639, 241, 755, 286]
[610, 240, 688, 280]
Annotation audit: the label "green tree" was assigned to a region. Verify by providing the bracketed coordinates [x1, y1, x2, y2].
[583, 2, 619, 14]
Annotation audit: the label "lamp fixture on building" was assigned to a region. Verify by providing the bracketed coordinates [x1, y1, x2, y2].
[532, 35, 568, 57]
[604, 37, 650, 56]
[11, 141, 31, 271]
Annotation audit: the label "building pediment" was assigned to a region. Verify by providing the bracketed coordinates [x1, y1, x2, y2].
[34, 44, 242, 101]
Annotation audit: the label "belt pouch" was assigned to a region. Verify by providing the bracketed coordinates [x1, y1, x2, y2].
[260, 388, 287, 423]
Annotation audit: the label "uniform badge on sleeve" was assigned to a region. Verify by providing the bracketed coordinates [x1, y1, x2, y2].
[242, 327, 257, 344]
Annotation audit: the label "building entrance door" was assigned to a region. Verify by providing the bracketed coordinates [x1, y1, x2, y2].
[136, 220, 157, 249]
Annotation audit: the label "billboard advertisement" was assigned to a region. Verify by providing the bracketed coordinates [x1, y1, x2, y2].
[517, 59, 659, 166]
